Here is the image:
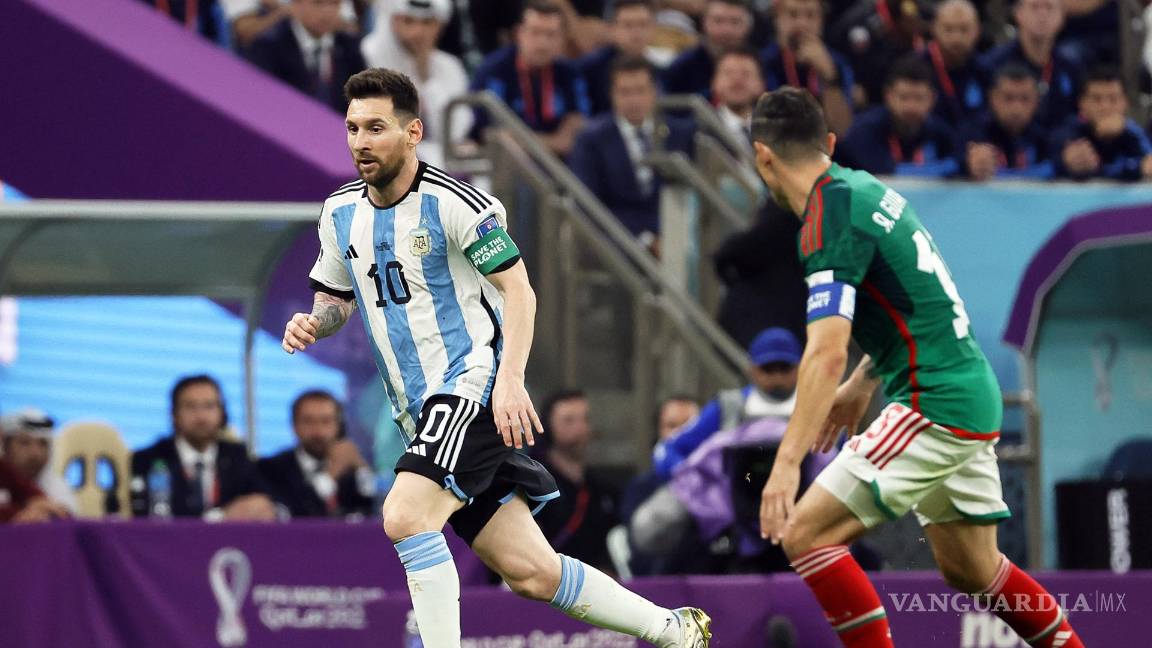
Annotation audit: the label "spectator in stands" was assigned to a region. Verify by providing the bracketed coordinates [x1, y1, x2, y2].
[714, 202, 807, 348]
[578, 0, 657, 116]
[360, 0, 468, 167]
[259, 390, 376, 519]
[961, 63, 1054, 180]
[761, 0, 854, 135]
[1052, 67, 1152, 181]
[140, 0, 225, 43]
[711, 47, 766, 143]
[1, 409, 76, 515]
[651, 327, 800, 479]
[837, 55, 960, 177]
[222, 0, 360, 51]
[980, 0, 1083, 128]
[923, 0, 988, 129]
[469, 0, 591, 157]
[829, 0, 928, 106]
[1059, 0, 1119, 66]
[0, 457, 67, 523]
[124, 375, 275, 520]
[246, 0, 367, 113]
[620, 395, 700, 522]
[533, 390, 619, 573]
[569, 57, 694, 249]
[662, 0, 754, 99]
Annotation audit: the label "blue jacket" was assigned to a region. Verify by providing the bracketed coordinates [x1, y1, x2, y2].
[577, 45, 619, 116]
[837, 106, 960, 177]
[1050, 118, 1152, 181]
[960, 113, 1054, 179]
[662, 45, 715, 99]
[569, 114, 695, 236]
[469, 46, 590, 138]
[980, 41, 1083, 129]
[761, 43, 855, 110]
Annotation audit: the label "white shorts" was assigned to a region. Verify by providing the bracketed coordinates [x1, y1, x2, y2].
[815, 403, 1011, 528]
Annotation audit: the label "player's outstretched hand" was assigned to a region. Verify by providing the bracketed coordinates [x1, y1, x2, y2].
[759, 462, 800, 545]
[282, 313, 320, 354]
[491, 372, 544, 450]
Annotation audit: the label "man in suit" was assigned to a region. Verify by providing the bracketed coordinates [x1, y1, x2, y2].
[569, 56, 694, 250]
[259, 390, 377, 519]
[577, 0, 657, 116]
[247, 0, 367, 113]
[125, 375, 275, 520]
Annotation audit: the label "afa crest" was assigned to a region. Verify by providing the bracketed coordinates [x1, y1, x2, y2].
[409, 228, 431, 257]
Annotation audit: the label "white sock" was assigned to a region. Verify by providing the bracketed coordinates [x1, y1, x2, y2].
[395, 532, 461, 648]
[550, 554, 681, 647]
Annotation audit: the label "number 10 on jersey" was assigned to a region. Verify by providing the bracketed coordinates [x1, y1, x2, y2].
[367, 261, 412, 307]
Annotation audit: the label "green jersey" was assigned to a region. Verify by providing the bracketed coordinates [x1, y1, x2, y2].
[799, 164, 1001, 438]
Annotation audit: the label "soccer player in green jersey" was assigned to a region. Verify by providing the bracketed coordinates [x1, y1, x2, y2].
[749, 87, 1083, 648]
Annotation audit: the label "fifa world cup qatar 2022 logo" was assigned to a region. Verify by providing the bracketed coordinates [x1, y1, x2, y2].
[207, 546, 388, 647]
[209, 548, 253, 647]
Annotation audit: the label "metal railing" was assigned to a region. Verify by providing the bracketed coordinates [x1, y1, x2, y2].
[443, 91, 746, 464]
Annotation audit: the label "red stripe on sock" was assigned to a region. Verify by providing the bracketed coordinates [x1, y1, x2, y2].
[797, 550, 894, 647]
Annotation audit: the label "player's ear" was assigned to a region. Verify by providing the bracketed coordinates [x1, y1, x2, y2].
[825, 132, 837, 158]
[406, 117, 423, 148]
[753, 141, 774, 168]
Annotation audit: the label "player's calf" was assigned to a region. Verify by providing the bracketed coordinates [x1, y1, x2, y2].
[974, 555, 1084, 648]
[498, 547, 562, 601]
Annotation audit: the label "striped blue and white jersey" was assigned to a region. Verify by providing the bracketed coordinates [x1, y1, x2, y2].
[310, 162, 522, 439]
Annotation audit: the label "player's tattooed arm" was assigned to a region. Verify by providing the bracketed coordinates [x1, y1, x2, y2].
[311, 291, 356, 339]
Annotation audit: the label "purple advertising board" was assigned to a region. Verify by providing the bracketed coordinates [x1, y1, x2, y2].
[1, 521, 1147, 647]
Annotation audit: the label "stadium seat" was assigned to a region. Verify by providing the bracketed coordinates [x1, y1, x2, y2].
[1102, 438, 1152, 480]
[51, 422, 130, 518]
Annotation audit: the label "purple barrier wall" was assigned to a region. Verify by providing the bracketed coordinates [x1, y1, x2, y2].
[0, 0, 350, 200]
[1, 521, 1148, 647]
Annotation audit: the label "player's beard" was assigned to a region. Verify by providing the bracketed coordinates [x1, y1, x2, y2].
[359, 155, 405, 191]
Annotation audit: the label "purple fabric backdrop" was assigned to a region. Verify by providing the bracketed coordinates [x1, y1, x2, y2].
[2, 521, 1148, 647]
[0, 0, 350, 200]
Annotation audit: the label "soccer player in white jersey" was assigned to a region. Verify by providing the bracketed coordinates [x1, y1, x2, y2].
[281, 68, 711, 648]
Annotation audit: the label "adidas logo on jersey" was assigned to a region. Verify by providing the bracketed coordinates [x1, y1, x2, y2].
[407, 444, 427, 457]
[344, 245, 359, 260]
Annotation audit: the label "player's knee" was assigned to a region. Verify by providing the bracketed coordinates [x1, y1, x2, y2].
[936, 554, 997, 594]
[499, 553, 561, 602]
[381, 501, 435, 542]
[780, 519, 819, 562]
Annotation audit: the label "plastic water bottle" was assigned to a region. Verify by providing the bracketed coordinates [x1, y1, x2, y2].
[403, 609, 423, 647]
[149, 460, 172, 518]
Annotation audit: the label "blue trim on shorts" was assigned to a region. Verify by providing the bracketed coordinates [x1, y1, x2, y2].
[527, 489, 561, 516]
[443, 475, 474, 505]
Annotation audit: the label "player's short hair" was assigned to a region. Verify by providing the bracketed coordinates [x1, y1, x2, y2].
[1080, 65, 1124, 96]
[170, 374, 229, 427]
[751, 87, 829, 161]
[992, 62, 1038, 87]
[883, 55, 934, 89]
[611, 0, 655, 17]
[521, 0, 564, 22]
[610, 55, 659, 86]
[714, 44, 763, 74]
[344, 68, 421, 122]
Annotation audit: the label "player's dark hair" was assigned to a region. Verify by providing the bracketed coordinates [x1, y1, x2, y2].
[291, 389, 346, 437]
[883, 54, 933, 89]
[714, 44, 763, 75]
[611, 0, 655, 17]
[170, 374, 229, 428]
[344, 68, 421, 121]
[751, 87, 829, 160]
[1080, 65, 1123, 97]
[992, 61, 1038, 87]
[610, 55, 659, 86]
[521, 0, 564, 22]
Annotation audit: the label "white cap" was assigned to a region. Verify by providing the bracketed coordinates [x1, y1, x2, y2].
[0, 408, 56, 439]
[394, 0, 452, 23]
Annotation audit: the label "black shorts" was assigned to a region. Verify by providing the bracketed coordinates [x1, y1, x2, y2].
[394, 395, 559, 544]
